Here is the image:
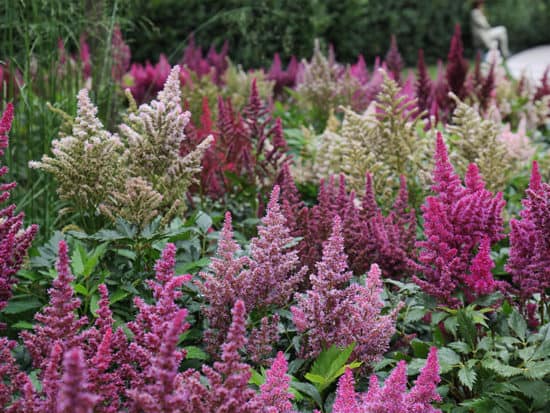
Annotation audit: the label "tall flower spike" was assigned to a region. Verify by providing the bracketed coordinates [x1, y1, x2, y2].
[385, 34, 404, 84]
[56, 347, 99, 413]
[0, 104, 38, 317]
[416, 49, 432, 113]
[406, 346, 442, 411]
[332, 368, 360, 413]
[22, 241, 87, 369]
[446, 24, 468, 100]
[240, 185, 308, 309]
[253, 351, 295, 412]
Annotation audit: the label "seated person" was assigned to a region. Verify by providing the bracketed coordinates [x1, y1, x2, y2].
[471, 0, 510, 57]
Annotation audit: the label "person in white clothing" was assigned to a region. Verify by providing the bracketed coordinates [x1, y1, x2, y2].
[471, 0, 510, 57]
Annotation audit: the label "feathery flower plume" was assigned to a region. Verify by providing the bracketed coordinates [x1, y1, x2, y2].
[416, 49, 432, 114]
[252, 351, 295, 413]
[292, 216, 396, 363]
[414, 133, 506, 305]
[446, 24, 468, 101]
[22, 241, 87, 369]
[385, 35, 404, 84]
[56, 347, 99, 413]
[0, 104, 37, 317]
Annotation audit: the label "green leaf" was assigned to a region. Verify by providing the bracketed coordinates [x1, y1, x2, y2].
[449, 341, 471, 354]
[109, 289, 129, 304]
[249, 368, 266, 387]
[524, 360, 550, 379]
[306, 343, 358, 393]
[71, 243, 86, 276]
[457, 310, 477, 349]
[514, 379, 550, 404]
[481, 359, 523, 377]
[405, 307, 426, 323]
[2, 298, 43, 314]
[438, 347, 461, 366]
[116, 249, 137, 260]
[411, 339, 430, 358]
[290, 381, 322, 407]
[508, 311, 527, 340]
[458, 365, 477, 390]
[195, 211, 213, 233]
[73, 283, 88, 296]
[183, 346, 208, 360]
[11, 321, 34, 329]
[89, 294, 100, 317]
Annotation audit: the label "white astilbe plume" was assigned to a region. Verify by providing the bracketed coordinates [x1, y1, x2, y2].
[29, 89, 126, 215]
[120, 65, 213, 216]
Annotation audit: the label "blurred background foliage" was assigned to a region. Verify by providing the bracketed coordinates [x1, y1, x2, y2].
[124, 0, 550, 67]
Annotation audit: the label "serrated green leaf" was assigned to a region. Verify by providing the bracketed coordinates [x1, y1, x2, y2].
[2, 298, 42, 314]
[458, 365, 476, 390]
[481, 359, 523, 377]
[524, 360, 550, 379]
[195, 211, 213, 233]
[438, 347, 461, 366]
[71, 244, 85, 275]
[290, 381, 322, 407]
[304, 373, 325, 384]
[449, 341, 470, 354]
[514, 379, 550, 404]
[508, 311, 527, 340]
[183, 346, 208, 360]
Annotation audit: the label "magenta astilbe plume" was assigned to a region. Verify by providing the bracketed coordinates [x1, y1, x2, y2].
[350, 54, 369, 85]
[22, 241, 87, 369]
[111, 25, 131, 81]
[56, 347, 99, 413]
[128, 243, 191, 360]
[332, 347, 441, 412]
[268, 53, 299, 95]
[181, 35, 228, 84]
[199, 211, 250, 353]
[127, 54, 172, 104]
[414, 133, 506, 305]
[185, 299, 258, 413]
[446, 24, 468, 101]
[506, 161, 550, 303]
[0, 338, 31, 411]
[466, 237, 497, 296]
[292, 216, 396, 363]
[128, 309, 190, 412]
[332, 369, 360, 413]
[0, 104, 38, 317]
[240, 185, 308, 309]
[385, 35, 404, 84]
[416, 49, 432, 114]
[252, 351, 295, 413]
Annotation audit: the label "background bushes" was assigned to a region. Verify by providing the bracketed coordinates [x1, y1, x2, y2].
[125, 0, 550, 67]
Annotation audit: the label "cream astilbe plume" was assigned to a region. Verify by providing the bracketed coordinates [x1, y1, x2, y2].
[99, 177, 163, 228]
[120, 65, 213, 216]
[29, 89, 126, 215]
[447, 93, 512, 192]
[315, 73, 432, 206]
[223, 60, 274, 110]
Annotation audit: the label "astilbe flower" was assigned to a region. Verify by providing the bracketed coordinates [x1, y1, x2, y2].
[21, 240, 88, 370]
[268, 53, 299, 96]
[180, 35, 229, 85]
[0, 104, 38, 316]
[0, 338, 31, 411]
[416, 49, 432, 114]
[385, 35, 404, 84]
[125, 54, 173, 104]
[29, 88, 126, 216]
[56, 347, 99, 413]
[446, 24, 468, 102]
[240, 185, 308, 309]
[446, 93, 512, 192]
[186, 80, 288, 200]
[122, 65, 213, 217]
[497, 117, 535, 165]
[280, 170, 416, 281]
[414, 133, 506, 306]
[291, 216, 396, 364]
[223, 62, 275, 110]
[350, 54, 369, 85]
[506, 161, 550, 303]
[127, 309, 190, 412]
[252, 351, 295, 413]
[198, 211, 250, 353]
[332, 347, 441, 413]
[111, 25, 131, 81]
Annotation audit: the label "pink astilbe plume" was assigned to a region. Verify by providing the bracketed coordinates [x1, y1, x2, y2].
[292, 216, 396, 363]
[385, 35, 404, 84]
[0, 104, 38, 318]
[185, 299, 258, 412]
[181, 35, 228, 84]
[240, 185, 308, 309]
[414, 133, 506, 306]
[332, 347, 441, 413]
[446, 24, 468, 101]
[56, 347, 99, 413]
[126, 54, 173, 104]
[127, 309, 190, 412]
[21, 240, 87, 369]
[251, 351, 295, 413]
[506, 161, 550, 303]
[416, 49, 432, 114]
[0, 338, 31, 411]
[268, 53, 300, 96]
[350, 54, 370, 85]
[111, 25, 131, 81]
[287, 173, 416, 281]
[198, 211, 250, 353]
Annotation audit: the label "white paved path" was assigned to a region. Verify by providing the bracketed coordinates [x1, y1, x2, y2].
[507, 45, 550, 84]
